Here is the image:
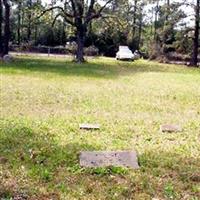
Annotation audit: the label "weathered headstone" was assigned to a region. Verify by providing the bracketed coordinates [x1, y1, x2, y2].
[160, 124, 182, 133]
[80, 151, 139, 169]
[79, 123, 100, 130]
[3, 54, 13, 63]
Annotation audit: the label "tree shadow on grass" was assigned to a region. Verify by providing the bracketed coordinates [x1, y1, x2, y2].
[0, 57, 197, 80]
[0, 57, 120, 79]
[0, 119, 199, 199]
[0, 119, 105, 199]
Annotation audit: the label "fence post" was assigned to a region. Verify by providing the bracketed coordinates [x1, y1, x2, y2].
[48, 47, 50, 57]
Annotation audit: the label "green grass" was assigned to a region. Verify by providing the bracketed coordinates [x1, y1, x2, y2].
[0, 56, 200, 199]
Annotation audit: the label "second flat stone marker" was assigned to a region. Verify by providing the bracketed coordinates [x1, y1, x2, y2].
[80, 151, 139, 169]
[79, 123, 100, 130]
[160, 124, 182, 133]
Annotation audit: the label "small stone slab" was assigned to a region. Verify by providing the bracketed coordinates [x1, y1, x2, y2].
[0, 156, 8, 164]
[80, 151, 139, 169]
[160, 124, 182, 133]
[79, 123, 100, 130]
[3, 54, 13, 63]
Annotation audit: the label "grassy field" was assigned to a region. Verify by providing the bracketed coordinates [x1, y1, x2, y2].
[0, 56, 200, 200]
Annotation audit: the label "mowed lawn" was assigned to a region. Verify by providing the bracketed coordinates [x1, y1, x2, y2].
[0, 56, 200, 200]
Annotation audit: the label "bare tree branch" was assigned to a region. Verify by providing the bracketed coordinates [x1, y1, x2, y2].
[85, 0, 113, 24]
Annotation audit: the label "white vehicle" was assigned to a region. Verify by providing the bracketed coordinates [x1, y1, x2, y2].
[116, 46, 134, 60]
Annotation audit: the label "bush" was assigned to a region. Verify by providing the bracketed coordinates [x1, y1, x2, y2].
[66, 43, 99, 56]
[84, 45, 99, 56]
[66, 42, 77, 54]
[166, 52, 200, 62]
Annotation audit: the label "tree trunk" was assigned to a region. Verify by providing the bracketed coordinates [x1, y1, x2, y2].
[76, 29, 86, 63]
[27, 0, 32, 41]
[150, 7, 154, 35]
[138, 10, 142, 49]
[61, 21, 66, 45]
[190, 0, 199, 67]
[3, 0, 10, 55]
[132, 0, 137, 39]
[166, 0, 170, 21]
[154, 0, 160, 40]
[34, 25, 38, 44]
[17, 1, 21, 45]
[75, 19, 87, 63]
[0, 0, 3, 57]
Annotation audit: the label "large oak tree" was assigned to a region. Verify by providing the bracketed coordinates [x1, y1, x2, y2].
[41, 0, 114, 63]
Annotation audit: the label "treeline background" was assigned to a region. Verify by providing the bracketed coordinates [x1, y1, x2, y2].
[5, 0, 200, 62]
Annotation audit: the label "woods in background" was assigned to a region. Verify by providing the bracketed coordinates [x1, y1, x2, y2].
[0, 0, 199, 66]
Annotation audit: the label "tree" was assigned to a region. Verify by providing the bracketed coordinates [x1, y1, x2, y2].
[41, 0, 115, 63]
[0, 0, 10, 58]
[0, 0, 3, 56]
[132, 0, 138, 38]
[16, 0, 22, 45]
[190, 0, 199, 67]
[17, 3, 21, 45]
[3, 0, 10, 55]
[26, 0, 32, 41]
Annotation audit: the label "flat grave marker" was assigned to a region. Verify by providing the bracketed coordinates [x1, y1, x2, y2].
[79, 123, 100, 130]
[0, 156, 8, 164]
[160, 124, 182, 133]
[80, 151, 139, 169]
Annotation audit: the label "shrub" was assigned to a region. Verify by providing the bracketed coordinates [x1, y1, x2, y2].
[66, 42, 77, 54]
[84, 45, 99, 56]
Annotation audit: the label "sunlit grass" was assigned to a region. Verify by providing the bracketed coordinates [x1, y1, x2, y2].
[0, 56, 200, 199]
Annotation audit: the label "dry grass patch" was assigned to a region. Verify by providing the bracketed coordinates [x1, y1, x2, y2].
[0, 56, 200, 199]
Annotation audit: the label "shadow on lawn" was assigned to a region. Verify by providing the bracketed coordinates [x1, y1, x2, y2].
[0, 57, 120, 79]
[0, 120, 101, 199]
[0, 57, 195, 79]
[0, 120, 199, 199]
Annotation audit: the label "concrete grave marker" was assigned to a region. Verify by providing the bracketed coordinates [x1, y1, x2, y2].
[79, 123, 100, 130]
[160, 124, 182, 133]
[3, 55, 13, 63]
[80, 151, 139, 169]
